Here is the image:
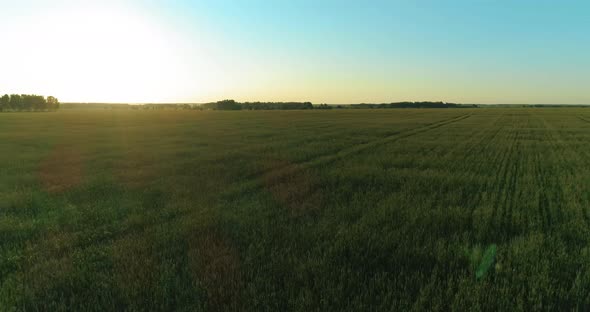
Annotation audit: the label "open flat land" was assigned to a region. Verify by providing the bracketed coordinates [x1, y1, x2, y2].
[2, 108, 590, 311]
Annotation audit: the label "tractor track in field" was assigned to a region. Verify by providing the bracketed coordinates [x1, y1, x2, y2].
[533, 151, 552, 230]
[493, 126, 516, 234]
[510, 116, 535, 234]
[573, 117, 590, 224]
[464, 119, 505, 235]
[240, 113, 433, 181]
[487, 112, 547, 239]
[573, 151, 590, 224]
[542, 119, 567, 225]
[488, 123, 519, 235]
[540, 117, 579, 226]
[289, 114, 471, 170]
[425, 114, 500, 233]
[225, 114, 472, 198]
[295, 113, 471, 168]
[501, 113, 535, 237]
[531, 116, 570, 229]
[500, 136, 521, 235]
[424, 112, 512, 241]
[405, 111, 519, 241]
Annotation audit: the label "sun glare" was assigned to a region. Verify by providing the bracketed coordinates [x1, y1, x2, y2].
[1, 2, 212, 103]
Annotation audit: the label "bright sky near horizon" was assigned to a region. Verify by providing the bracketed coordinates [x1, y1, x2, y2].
[1, 0, 589, 104]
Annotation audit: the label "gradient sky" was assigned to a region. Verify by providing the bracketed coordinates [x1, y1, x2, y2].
[1, 0, 589, 104]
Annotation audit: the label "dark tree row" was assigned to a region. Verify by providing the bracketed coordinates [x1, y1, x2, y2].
[349, 101, 474, 109]
[59, 100, 480, 111]
[200, 100, 315, 110]
[135, 104, 193, 110]
[201, 101, 476, 110]
[0, 94, 60, 112]
[241, 101, 314, 110]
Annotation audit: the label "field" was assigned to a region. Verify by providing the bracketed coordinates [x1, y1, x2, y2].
[2, 108, 590, 311]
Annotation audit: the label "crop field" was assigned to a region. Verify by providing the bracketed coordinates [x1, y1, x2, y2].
[2, 108, 590, 311]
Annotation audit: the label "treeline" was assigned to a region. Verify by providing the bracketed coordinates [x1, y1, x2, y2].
[529, 104, 590, 108]
[200, 100, 315, 110]
[62, 101, 316, 110]
[60, 100, 479, 111]
[0, 94, 60, 112]
[61, 103, 133, 110]
[202, 100, 475, 110]
[349, 101, 476, 109]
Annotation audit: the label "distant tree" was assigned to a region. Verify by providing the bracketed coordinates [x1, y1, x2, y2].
[348, 101, 464, 109]
[47, 96, 59, 111]
[10, 94, 22, 111]
[32, 95, 46, 111]
[0, 94, 59, 112]
[241, 101, 313, 110]
[198, 100, 331, 111]
[21, 95, 33, 111]
[216, 99, 241, 110]
[0, 94, 9, 111]
[314, 104, 332, 109]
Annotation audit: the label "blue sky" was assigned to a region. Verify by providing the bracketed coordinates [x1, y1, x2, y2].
[1, 0, 589, 103]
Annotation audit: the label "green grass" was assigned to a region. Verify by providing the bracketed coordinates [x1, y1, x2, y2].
[2, 108, 590, 311]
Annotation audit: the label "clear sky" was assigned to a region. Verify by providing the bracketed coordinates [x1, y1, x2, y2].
[1, 0, 589, 104]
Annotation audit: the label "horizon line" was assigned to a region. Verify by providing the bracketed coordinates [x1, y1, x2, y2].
[62, 101, 590, 106]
